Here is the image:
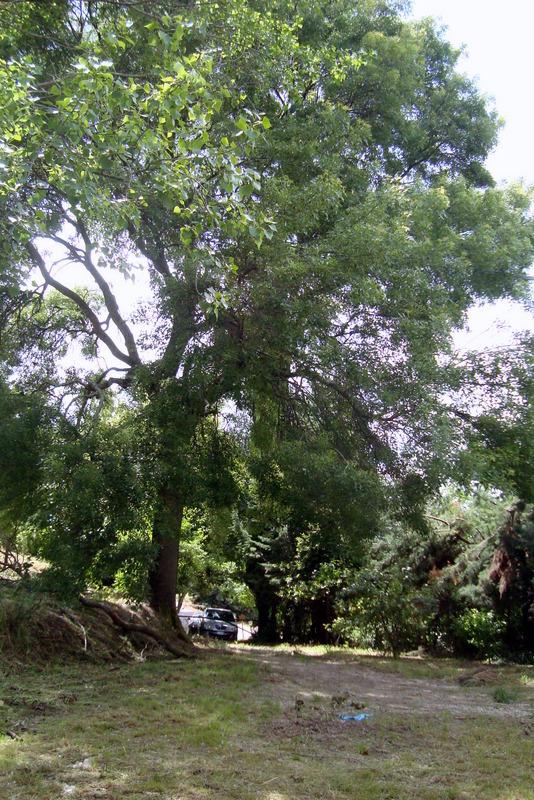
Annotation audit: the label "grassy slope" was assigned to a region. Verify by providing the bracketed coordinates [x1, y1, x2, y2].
[1, 650, 533, 800]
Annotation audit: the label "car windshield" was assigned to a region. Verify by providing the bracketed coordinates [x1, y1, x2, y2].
[206, 609, 235, 623]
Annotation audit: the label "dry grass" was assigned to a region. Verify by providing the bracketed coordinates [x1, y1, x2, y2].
[1, 645, 533, 800]
[0, 585, 182, 664]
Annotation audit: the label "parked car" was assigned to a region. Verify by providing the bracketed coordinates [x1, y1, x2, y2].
[187, 607, 238, 641]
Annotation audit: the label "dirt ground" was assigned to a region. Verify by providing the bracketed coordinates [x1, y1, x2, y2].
[237, 647, 534, 720]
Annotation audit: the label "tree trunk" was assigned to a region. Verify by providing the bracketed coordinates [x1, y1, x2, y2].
[310, 595, 334, 644]
[282, 601, 296, 642]
[149, 487, 189, 641]
[244, 558, 280, 642]
[255, 592, 279, 642]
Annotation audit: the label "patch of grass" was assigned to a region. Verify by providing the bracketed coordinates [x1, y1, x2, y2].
[355, 653, 466, 680]
[238, 642, 456, 675]
[492, 686, 518, 704]
[236, 642, 533, 683]
[1, 648, 533, 800]
[520, 671, 534, 688]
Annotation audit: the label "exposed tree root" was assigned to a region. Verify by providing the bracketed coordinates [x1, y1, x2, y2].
[79, 596, 195, 659]
[1, 583, 198, 664]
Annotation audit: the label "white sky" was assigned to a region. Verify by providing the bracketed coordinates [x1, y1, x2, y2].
[411, 0, 534, 186]
[410, 0, 534, 350]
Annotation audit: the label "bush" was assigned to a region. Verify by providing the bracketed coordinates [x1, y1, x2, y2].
[328, 614, 365, 647]
[452, 609, 506, 659]
[493, 686, 518, 704]
[347, 570, 434, 657]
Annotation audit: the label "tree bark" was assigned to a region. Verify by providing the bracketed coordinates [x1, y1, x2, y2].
[255, 590, 279, 643]
[149, 487, 188, 640]
[310, 595, 335, 644]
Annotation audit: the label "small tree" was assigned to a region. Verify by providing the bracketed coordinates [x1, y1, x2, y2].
[348, 567, 431, 657]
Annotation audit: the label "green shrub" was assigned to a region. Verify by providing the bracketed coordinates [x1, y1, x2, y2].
[329, 614, 365, 647]
[349, 571, 434, 657]
[452, 609, 506, 659]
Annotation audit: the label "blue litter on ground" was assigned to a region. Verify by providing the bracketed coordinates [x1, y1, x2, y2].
[339, 712, 372, 722]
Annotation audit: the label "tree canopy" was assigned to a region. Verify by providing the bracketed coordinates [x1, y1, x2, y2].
[0, 0, 533, 635]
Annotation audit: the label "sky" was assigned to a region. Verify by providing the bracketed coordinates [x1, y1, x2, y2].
[410, 0, 534, 350]
[410, 0, 534, 186]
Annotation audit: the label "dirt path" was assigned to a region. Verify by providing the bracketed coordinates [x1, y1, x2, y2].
[238, 648, 533, 720]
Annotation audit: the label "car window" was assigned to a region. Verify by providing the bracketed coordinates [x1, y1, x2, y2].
[216, 610, 235, 623]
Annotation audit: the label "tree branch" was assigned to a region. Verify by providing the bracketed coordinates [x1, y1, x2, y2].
[130, 221, 172, 279]
[159, 302, 197, 380]
[26, 241, 136, 367]
[68, 215, 141, 365]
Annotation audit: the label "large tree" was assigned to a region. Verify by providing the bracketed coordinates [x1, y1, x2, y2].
[0, 0, 282, 627]
[1, 0, 533, 628]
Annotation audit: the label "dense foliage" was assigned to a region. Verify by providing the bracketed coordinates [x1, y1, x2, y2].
[0, 0, 533, 653]
[332, 492, 534, 660]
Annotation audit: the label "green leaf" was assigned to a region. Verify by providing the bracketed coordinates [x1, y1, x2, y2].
[180, 227, 192, 245]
